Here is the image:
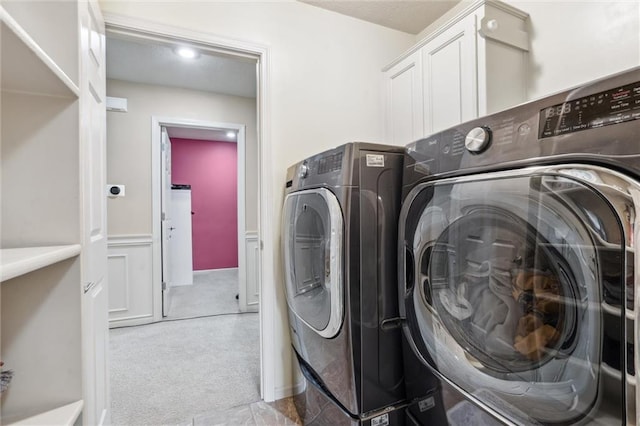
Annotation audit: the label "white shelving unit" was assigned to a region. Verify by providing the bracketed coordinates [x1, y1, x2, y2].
[5, 401, 83, 426]
[1, 2, 84, 424]
[0, 246, 82, 283]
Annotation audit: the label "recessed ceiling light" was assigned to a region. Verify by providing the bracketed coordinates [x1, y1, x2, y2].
[226, 131, 236, 138]
[174, 46, 199, 59]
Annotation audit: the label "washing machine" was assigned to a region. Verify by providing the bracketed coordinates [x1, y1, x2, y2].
[398, 67, 640, 424]
[282, 143, 409, 425]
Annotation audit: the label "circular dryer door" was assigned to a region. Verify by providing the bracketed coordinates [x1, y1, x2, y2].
[399, 166, 636, 424]
[283, 188, 344, 338]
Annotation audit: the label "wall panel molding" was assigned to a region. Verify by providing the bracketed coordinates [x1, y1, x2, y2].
[108, 234, 153, 246]
[245, 232, 259, 311]
[107, 234, 154, 327]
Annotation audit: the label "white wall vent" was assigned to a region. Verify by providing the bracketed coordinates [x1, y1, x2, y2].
[106, 96, 128, 112]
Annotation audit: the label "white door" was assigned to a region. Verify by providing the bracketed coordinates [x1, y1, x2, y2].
[170, 188, 194, 286]
[80, 1, 109, 424]
[161, 127, 173, 315]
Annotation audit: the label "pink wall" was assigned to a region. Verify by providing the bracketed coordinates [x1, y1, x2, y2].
[171, 138, 238, 270]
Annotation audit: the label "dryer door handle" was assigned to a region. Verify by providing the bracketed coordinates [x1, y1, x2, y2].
[404, 243, 415, 293]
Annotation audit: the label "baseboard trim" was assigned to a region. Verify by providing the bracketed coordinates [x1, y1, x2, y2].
[108, 313, 154, 328]
[271, 380, 305, 402]
[193, 267, 239, 275]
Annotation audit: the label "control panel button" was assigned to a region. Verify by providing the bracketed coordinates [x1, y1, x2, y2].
[465, 126, 491, 153]
[518, 123, 531, 136]
[299, 162, 309, 179]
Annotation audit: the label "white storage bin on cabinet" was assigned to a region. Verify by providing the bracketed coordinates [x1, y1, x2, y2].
[1, 4, 84, 425]
[383, 0, 529, 145]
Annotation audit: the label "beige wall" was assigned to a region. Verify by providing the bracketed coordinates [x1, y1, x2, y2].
[106, 79, 258, 235]
[510, 0, 640, 100]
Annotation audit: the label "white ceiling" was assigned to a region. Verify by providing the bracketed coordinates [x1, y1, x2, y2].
[105, 2, 462, 100]
[166, 126, 238, 143]
[106, 36, 257, 98]
[299, 0, 462, 34]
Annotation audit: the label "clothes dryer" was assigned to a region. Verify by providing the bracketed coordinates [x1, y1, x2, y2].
[399, 67, 640, 424]
[282, 143, 409, 425]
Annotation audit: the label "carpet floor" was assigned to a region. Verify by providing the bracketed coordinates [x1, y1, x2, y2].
[110, 269, 260, 426]
[166, 269, 240, 319]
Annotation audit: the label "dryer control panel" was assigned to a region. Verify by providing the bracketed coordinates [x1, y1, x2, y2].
[404, 67, 640, 188]
[539, 80, 640, 138]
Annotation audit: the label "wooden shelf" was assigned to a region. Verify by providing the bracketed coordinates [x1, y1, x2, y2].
[4, 400, 83, 426]
[0, 245, 81, 282]
[0, 7, 79, 98]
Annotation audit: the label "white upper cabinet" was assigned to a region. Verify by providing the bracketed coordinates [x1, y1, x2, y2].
[384, 0, 529, 145]
[422, 14, 477, 134]
[385, 51, 424, 148]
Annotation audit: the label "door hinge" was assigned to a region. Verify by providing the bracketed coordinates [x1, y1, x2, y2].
[162, 281, 167, 291]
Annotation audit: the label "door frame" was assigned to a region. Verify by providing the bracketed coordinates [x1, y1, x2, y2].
[104, 15, 276, 401]
[153, 117, 247, 315]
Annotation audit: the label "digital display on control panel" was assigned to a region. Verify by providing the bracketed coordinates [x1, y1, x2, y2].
[539, 80, 640, 138]
[317, 152, 343, 174]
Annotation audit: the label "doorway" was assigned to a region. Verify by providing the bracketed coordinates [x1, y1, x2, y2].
[104, 20, 271, 423]
[154, 118, 257, 317]
[104, 12, 277, 403]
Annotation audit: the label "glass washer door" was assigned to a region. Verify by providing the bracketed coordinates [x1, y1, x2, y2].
[283, 188, 344, 338]
[400, 165, 637, 425]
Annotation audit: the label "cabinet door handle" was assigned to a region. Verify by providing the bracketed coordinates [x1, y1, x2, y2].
[84, 281, 96, 294]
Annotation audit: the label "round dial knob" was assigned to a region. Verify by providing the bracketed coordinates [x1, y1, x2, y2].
[465, 126, 491, 153]
[299, 162, 309, 179]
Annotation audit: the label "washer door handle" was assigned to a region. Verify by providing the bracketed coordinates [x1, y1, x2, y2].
[380, 317, 405, 331]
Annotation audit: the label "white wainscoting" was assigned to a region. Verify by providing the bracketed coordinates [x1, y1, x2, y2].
[245, 232, 260, 312]
[107, 235, 154, 327]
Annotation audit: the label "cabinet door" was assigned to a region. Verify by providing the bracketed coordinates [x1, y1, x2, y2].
[80, 1, 109, 425]
[384, 51, 424, 146]
[422, 15, 477, 135]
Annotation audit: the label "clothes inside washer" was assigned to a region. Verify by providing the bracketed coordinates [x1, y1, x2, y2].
[463, 259, 523, 359]
[511, 271, 562, 360]
[438, 264, 565, 365]
[430, 208, 570, 372]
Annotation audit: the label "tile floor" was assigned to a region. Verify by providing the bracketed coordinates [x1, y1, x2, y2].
[179, 398, 301, 426]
